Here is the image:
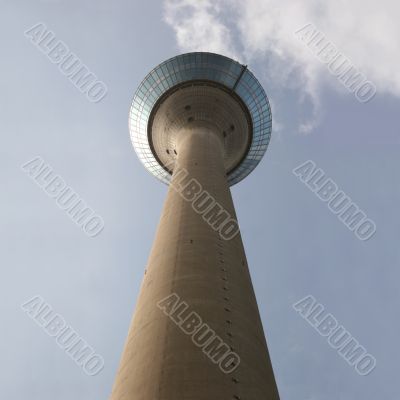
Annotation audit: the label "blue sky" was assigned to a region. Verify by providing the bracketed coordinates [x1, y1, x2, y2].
[1, 1, 399, 399]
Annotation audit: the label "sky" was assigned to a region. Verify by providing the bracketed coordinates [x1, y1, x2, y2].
[1, 0, 399, 399]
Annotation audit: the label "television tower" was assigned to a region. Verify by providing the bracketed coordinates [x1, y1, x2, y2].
[111, 52, 280, 399]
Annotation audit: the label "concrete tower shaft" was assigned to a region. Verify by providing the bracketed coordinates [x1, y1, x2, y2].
[110, 127, 280, 399]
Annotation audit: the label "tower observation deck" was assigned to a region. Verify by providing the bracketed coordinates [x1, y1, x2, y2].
[111, 52, 279, 399]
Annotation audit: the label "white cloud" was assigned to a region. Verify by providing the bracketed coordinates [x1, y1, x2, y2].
[163, 0, 238, 58]
[163, 0, 400, 132]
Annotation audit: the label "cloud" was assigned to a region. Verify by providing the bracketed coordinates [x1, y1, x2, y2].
[163, 0, 400, 133]
[163, 0, 238, 58]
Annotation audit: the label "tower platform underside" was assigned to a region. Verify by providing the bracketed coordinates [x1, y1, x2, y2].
[129, 52, 272, 186]
[148, 81, 253, 178]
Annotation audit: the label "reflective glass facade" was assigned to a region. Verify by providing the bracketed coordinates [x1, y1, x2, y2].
[129, 52, 272, 186]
